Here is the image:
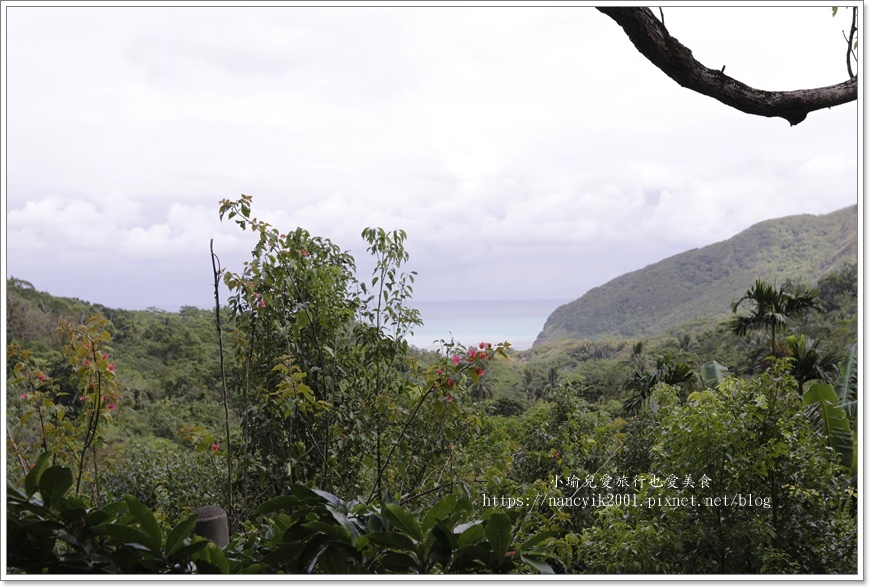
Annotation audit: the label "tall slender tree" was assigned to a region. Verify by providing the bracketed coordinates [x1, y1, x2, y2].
[730, 279, 822, 361]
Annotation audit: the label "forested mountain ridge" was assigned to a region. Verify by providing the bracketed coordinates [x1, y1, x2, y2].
[536, 205, 858, 344]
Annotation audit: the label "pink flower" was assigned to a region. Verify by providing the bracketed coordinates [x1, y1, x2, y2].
[102, 353, 110, 360]
[468, 347, 476, 357]
[476, 367, 485, 377]
[258, 298, 266, 308]
[446, 394, 454, 402]
[107, 364, 116, 374]
[210, 443, 220, 452]
[437, 369, 444, 375]
[80, 395, 87, 402]
[477, 351, 486, 359]
[446, 378, 455, 388]
[301, 249, 308, 257]
[19, 393, 27, 400]
[280, 233, 286, 239]
[107, 402, 117, 411]
[451, 355, 460, 366]
[253, 292, 259, 299]
[83, 359, 90, 367]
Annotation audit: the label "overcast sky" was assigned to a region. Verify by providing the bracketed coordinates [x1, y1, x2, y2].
[3, 2, 860, 311]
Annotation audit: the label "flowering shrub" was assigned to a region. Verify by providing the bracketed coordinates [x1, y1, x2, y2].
[8, 316, 122, 501]
[213, 196, 511, 517]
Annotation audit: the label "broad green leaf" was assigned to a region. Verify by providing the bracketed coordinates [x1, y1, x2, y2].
[253, 495, 299, 517]
[172, 540, 210, 561]
[308, 543, 350, 574]
[377, 551, 418, 573]
[521, 529, 557, 550]
[25, 453, 52, 498]
[458, 522, 485, 547]
[521, 554, 555, 574]
[485, 511, 512, 563]
[836, 343, 858, 421]
[125, 495, 163, 553]
[38, 465, 73, 509]
[303, 520, 352, 543]
[701, 360, 729, 389]
[367, 531, 417, 552]
[384, 503, 422, 543]
[325, 507, 361, 542]
[94, 523, 155, 550]
[165, 513, 199, 556]
[803, 383, 852, 469]
[422, 494, 457, 532]
[192, 542, 230, 574]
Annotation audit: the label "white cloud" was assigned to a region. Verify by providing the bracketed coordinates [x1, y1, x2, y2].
[3, 4, 860, 309]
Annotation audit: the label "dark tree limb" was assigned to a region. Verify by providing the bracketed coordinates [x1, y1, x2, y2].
[846, 7, 858, 79]
[597, 7, 858, 126]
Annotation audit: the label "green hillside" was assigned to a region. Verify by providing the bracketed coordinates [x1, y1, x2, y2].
[536, 205, 858, 344]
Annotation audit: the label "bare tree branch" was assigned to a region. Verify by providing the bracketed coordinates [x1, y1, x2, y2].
[598, 7, 858, 126]
[846, 6, 858, 79]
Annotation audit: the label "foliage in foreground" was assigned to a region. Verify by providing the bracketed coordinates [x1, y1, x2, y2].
[5, 197, 858, 576]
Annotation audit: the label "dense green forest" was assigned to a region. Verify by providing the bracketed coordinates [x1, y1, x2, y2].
[5, 197, 858, 575]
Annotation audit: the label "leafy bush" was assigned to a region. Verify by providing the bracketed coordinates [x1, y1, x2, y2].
[100, 438, 223, 522]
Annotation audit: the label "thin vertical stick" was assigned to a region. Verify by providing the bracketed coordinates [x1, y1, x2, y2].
[210, 240, 234, 525]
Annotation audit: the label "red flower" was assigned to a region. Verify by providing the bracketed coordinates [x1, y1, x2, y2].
[83, 359, 90, 367]
[210, 443, 219, 452]
[446, 378, 455, 388]
[477, 351, 486, 359]
[19, 393, 27, 400]
[37, 373, 46, 381]
[102, 353, 110, 360]
[468, 347, 476, 357]
[451, 355, 460, 366]
[107, 364, 116, 374]
[437, 368, 444, 375]
[486, 343, 492, 349]
[479, 342, 485, 349]
[301, 249, 308, 257]
[476, 367, 485, 377]
[107, 402, 117, 411]
[280, 233, 286, 239]
[258, 299, 266, 308]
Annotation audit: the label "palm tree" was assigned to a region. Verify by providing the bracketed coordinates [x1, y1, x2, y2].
[730, 279, 822, 361]
[620, 353, 698, 414]
[786, 334, 842, 394]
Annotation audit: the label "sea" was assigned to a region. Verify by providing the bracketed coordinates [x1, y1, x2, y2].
[402, 299, 570, 351]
